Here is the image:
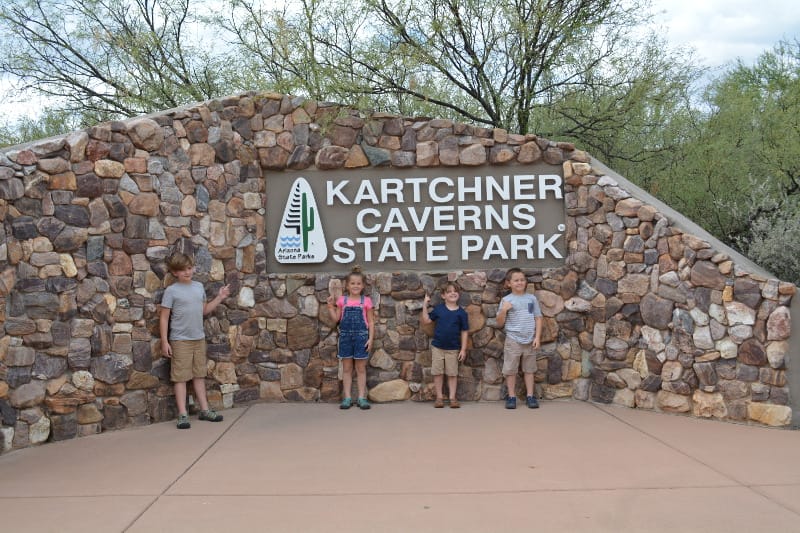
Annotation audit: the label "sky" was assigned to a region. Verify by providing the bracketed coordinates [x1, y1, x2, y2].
[649, 0, 800, 69]
[2, 0, 799, 125]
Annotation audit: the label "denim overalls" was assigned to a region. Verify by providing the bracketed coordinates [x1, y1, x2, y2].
[338, 295, 369, 360]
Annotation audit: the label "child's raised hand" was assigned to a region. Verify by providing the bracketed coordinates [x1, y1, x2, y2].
[500, 299, 513, 313]
[219, 284, 231, 300]
[423, 293, 430, 306]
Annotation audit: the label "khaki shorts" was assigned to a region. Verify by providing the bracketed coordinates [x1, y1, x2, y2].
[431, 346, 459, 377]
[170, 339, 208, 382]
[502, 338, 537, 376]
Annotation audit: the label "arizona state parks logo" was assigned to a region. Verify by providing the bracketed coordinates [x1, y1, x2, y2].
[275, 177, 328, 263]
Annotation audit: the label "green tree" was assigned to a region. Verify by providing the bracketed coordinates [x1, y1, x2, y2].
[0, 0, 236, 123]
[220, 0, 701, 150]
[648, 39, 800, 283]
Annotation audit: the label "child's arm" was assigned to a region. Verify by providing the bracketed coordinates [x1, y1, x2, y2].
[159, 306, 172, 358]
[203, 284, 230, 315]
[421, 293, 432, 324]
[496, 298, 512, 328]
[532, 315, 542, 349]
[458, 329, 468, 361]
[366, 307, 375, 350]
[326, 295, 340, 323]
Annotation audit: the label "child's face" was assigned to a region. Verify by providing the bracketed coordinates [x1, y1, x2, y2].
[443, 287, 459, 302]
[507, 272, 527, 293]
[173, 266, 194, 283]
[346, 276, 364, 296]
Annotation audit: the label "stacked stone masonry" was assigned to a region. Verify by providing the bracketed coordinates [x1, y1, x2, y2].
[0, 91, 795, 453]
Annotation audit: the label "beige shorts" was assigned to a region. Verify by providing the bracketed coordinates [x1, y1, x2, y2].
[170, 339, 208, 382]
[431, 346, 459, 377]
[502, 338, 537, 376]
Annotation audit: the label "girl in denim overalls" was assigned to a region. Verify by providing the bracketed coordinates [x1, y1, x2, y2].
[326, 268, 375, 410]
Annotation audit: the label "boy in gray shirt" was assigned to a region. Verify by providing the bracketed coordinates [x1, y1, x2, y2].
[160, 252, 230, 428]
[496, 268, 543, 409]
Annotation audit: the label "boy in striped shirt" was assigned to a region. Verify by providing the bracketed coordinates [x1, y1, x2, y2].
[496, 268, 543, 409]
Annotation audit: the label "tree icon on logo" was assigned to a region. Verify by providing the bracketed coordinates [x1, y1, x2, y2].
[283, 184, 315, 252]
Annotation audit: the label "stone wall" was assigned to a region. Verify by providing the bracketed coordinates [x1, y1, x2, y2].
[0, 91, 796, 453]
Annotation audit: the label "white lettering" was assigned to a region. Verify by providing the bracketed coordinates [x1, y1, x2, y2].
[332, 238, 356, 262]
[538, 233, 563, 258]
[458, 205, 482, 230]
[512, 204, 536, 230]
[483, 235, 508, 260]
[378, 238, 404, 261]
[429, 177, 455, 203]
[486, 175, 511, 201]
[382, 179, 405, 203]
[327, 180, 349, 205]
[540, 175, 563, 199]
[485, 204, 509, 230]
[511, 235, 535, 259]
[515, 174, 537, 200]
[356, 208, 381, 233]
[457, 176, 482, 202]
[356, 237, 380, 261]
[461, 236, 483, 260]
[432, 206, 455, 231]
[354, 180, 380, 204]
[383, 208, 410, 232]
[407, 206, 431, 231]
[427, 236, 448, 261]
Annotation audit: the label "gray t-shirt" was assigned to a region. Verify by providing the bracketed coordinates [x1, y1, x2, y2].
[161, 281, 206, 341]
[501, 292, 542, 344]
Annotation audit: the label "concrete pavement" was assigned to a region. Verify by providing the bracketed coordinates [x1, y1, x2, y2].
[1, 400, 799, 532]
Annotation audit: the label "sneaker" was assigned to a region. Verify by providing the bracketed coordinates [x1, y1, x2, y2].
[526, 396, 540, 409]
[505, 396, 517, 409]
[198, 409, 223, 422]
[357, 397, 371, 410]
[176, 414, 191, 429]
[340, 397, 353, 410]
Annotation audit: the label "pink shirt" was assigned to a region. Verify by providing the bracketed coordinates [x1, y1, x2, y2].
[336, 295, 373, 324]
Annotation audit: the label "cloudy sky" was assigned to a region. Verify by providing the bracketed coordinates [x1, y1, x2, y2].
[649, 0, 800, 68]
[2, 0, 799, 124]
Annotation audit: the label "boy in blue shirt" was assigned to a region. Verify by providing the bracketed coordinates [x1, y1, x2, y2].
[496, 268, 543, 409]
[421, 283, 469, 408]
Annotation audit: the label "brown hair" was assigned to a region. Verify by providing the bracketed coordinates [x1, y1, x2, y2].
[504, 267, 524, 283]
[166, 252, 194, 273]
[442, 282, 460, 293]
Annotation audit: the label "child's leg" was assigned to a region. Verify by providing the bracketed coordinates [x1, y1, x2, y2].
[192, 377, 210, 411]
[505, 373, 517, 398]
[524, 372, 535, 398]
[433, 374, 444, 400]
[174, 381, 188, 414]
[341, 358, 354, 399]
[354, 359, 367, 399]
[447, 375, 458, 400]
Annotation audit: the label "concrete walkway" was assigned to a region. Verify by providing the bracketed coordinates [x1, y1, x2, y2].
[1, 400, 799, 532]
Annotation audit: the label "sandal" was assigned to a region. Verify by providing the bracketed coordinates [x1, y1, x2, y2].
[198, 409, 223, 422]
[340, 397, 353, 410]
[176, 414, 191, 429]
[357, 397, 371, 410]
[450, 399, 460, 409]
[434, 398, 445, 408]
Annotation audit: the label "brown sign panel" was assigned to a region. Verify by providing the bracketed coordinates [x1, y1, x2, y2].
[266, 164, 566, 273]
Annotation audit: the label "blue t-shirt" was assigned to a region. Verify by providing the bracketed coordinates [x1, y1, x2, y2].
[429, 303, 469, 350]
[501, 292, 542, 344]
